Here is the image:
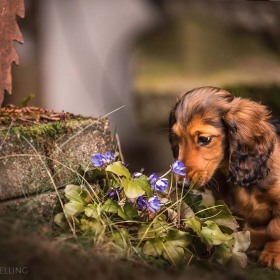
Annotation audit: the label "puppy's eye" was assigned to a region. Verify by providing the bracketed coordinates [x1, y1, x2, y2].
[198, 136, 212, 146]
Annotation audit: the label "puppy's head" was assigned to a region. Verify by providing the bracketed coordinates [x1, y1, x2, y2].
[169, 86, 276, 188]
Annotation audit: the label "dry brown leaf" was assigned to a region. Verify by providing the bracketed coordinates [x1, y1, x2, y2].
[0, 0, 25, 106]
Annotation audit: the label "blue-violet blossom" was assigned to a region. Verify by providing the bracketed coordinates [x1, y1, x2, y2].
[137, 195, 147, 209]
[147, 196, 161, 213]
[91, 153, 106, 168]
[149, 173, 159, 188]
[91, 152, 115, 168]
[106, 187, 120, 201]
[137, 195, 161, 213]
[103, 152, 115, 164]
[148, 173, 168, 192]
[154, 178, 168, 192]
[133, 172, 143, 178]
[172, 160, 186, 176]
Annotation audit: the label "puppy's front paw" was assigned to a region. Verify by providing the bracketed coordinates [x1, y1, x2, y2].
[259, 250, 280, 268]
[259, 240, 280, 269]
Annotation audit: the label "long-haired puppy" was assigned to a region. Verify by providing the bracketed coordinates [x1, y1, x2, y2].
[169, 86, 280, 268]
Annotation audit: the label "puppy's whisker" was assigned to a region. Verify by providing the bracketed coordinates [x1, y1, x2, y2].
[206, 178, 220, 192]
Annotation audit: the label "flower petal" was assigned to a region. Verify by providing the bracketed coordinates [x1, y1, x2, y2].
[91, 153, 106, 168]
[147, 196, 161, 213]
[172, 160, 186, 176]
[137, 195, 147, 209]
[155, 178, 168, 192]
[106, 187, 120, 201]
[149, 173, 159, 188]
[104, 152, 115, 164]
[133, 172, 143, 178]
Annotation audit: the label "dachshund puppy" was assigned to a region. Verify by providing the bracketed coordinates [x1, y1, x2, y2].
[169, 86, 280, 268]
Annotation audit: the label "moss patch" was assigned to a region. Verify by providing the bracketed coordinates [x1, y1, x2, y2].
[1, 119, 96, 139]
[0, 106, 114, 201]
[0, 105, 98, 139]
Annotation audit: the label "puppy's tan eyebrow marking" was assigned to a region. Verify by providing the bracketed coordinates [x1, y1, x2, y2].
[189, 123, 221, 136]
[194, 131, 221, 137]
[172, 123, 183, 136]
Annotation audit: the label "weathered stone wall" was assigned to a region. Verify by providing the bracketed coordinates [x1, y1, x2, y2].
[0, 117, 114, 223]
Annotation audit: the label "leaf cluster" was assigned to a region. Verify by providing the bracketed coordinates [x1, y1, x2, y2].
[54, 159, 250, 268]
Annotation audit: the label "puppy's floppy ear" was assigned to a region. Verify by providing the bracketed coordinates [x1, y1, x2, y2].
[169, 100, 179, 158]
[224, 98, 276, 187]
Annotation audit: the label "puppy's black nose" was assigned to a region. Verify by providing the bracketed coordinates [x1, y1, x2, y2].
[177, 178, 191, 189]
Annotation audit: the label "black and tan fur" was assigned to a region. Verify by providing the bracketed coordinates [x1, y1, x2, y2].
[169, 86, 280, 268]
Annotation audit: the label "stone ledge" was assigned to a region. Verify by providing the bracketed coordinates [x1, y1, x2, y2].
[0, 190, 62, 223]
[0, 109, 114, 202]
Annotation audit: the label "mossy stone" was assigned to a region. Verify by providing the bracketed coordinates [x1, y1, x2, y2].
[0, 117, 114, 201]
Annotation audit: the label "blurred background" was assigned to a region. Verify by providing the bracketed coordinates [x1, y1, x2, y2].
[4, 0, 280, 173]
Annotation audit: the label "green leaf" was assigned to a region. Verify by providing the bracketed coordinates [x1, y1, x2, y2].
[123, 203, 138, 219]
[162, 241, 185, 265]
[105, 161, 131, 178]
[143, 239, 163, 257]
[64, 184, 91, 204]
[159, 229, 193, 265]
[207, 201, 239, 231]
[185, 216, 202, 237]
[134, 176, 153, 197]
[111, 228, 129, 249]
[180, 201, 195, 220]
[117, 208, 130, 220]
[212, 242, 234, 265]
[84, 204, 99, 219]
[138, 225, 156, 239]
[167, 209, 178, 224]
[101, 198, 119, 213]
[80, 218, 104, 236]
[233, 231, 251, 252]
[194, 189, 215, 207]
[201, 221, 227, 247]
[166, 229, 193, 248]
[54, 212, 65, 227]
[122, 178, 145, 199]
[138, 219, 169, 240]
[232, 231, 250, 268]
[63, 200, 85, 218]
[183, 192, 203, 212]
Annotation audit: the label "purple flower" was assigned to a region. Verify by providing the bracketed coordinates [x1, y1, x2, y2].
[106, 187, 120, 201]
[137, 195, 161, 213]
[147, 196, 161, 213]
[103, 152, 115, 164]
[137, 195, 147, 209]
[133, 172, 143, 178]
[149, 173, 159, 188]
[106, 187, 120, 200]
[91, 153, 106, 168]
[154, 178, 168, 192]
[148, 173, 168, 192]
[172, 160, 186, 176]
[91, 152, 115, 168]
